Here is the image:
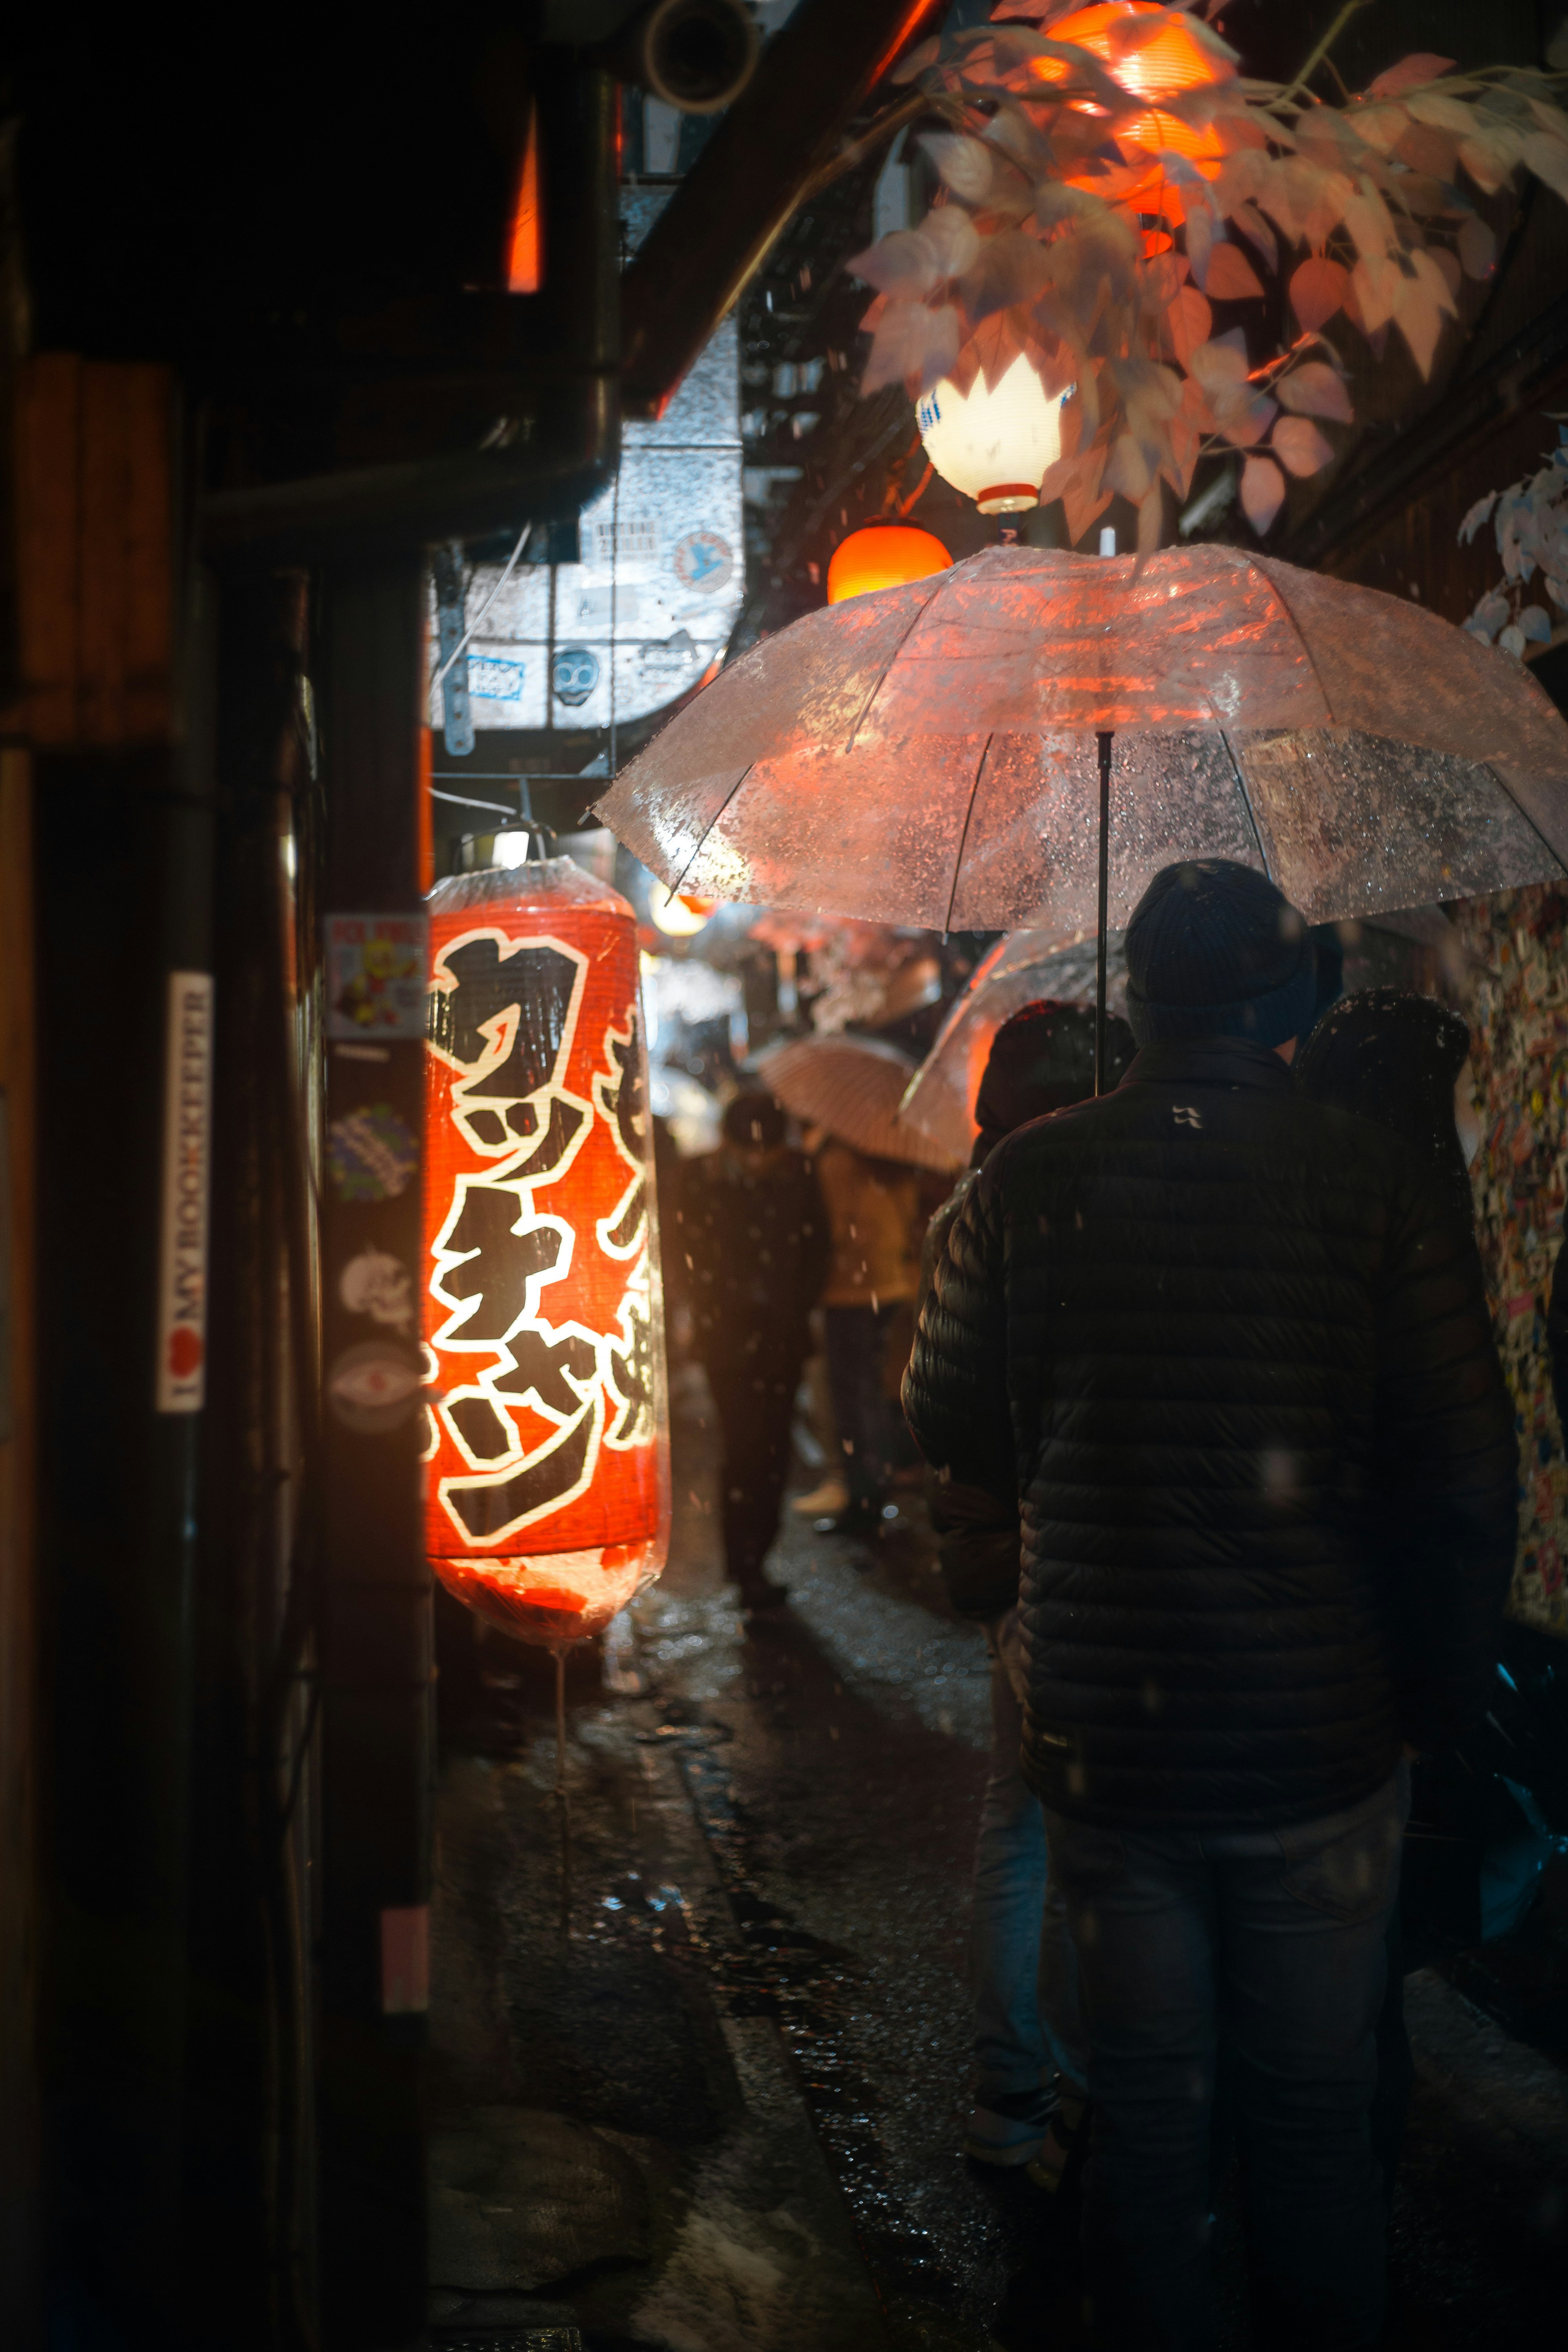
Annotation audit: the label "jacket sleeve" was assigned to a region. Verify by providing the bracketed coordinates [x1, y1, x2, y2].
[1375, 1167, 1519, 1753]
[902, 1166, 1016, 1506]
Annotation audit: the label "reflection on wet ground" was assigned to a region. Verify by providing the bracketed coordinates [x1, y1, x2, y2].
[430, 1364, 1568, 2350]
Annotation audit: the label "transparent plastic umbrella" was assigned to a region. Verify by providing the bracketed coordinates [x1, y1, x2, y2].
[755, 1033, 964, 1172]
[597, 543, 1568, 1087]
[896, 930, 1129, 1166]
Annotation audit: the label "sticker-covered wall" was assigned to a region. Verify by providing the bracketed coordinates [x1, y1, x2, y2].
[1453, 882, 1568, 1639]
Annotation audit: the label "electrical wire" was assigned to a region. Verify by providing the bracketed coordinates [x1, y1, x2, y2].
[430, 520, 534, 692]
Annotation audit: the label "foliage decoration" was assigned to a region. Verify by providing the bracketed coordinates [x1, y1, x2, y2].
[1459, 423, 1568, 657]
[850, 1, 1568, 548]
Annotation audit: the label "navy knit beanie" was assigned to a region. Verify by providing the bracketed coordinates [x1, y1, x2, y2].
[1124, 860, 1316, 1049]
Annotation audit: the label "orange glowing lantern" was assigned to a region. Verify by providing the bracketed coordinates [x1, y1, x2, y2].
[826, 523, 952, 603]
[1031, 2, 1229, 223]
[423, 843, 670, 1644]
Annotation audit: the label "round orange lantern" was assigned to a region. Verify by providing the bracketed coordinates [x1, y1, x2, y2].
[1032, 2, 1229, 221]
[826, 523, 952, 603]
[423, 840, 670, 1644]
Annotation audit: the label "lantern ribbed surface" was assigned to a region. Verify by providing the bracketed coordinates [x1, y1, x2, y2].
[423, 855, 670, 1643]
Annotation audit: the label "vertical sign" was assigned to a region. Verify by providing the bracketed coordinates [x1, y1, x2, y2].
[154, 971, 214, 1412]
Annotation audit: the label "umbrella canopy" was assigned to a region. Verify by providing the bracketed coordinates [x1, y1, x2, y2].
[597, 545, 1568, 947]
[896, 931, 1130, 1167]
[755, 1033, 964, 1172]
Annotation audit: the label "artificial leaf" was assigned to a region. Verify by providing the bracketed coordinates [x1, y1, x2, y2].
[1411, 246, 1458, 317]
[1430, 246, 1463, 301]
[1342, 185, 1398, 264]
[849, 233, 940, 297]
[1522, 131, 1568, 203]
[1272, 415, 1334, 478]
[1474, 591, 1510, 634]
[1458, 491, 1499, 543]
[1365, 55, 1457, 98]
[1160, 285, 1212, 365]
[862, 303, 961, 394]
[1276, 361, 1353, 423]
[924, 207, 983, 277]
[1204, 242, 1264, 301]
[1229, 200, 1278, 272]
[1240, 454, 1286, 535]
[1499, 624, 1527, 658]
[1548, 576, 1568, 609]
[1519, 604, 1553, 642]
[1393, 262, 1448, 378]
[1290, 256, 1348, 332]
[1351, 252, 1402, 334]
[1105, 433, 1154, 502]
[921, 134, 995, 203]
[1185, 204, 1215, 289]
[1404, 92, 1477, 135]
[1458, 213, 1497, 278]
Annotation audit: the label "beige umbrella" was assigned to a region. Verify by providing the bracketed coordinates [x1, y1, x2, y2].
[756, 1034, 964, 1172]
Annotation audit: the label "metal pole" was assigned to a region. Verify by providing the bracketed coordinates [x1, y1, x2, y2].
[1095, 730, 1113, 1096]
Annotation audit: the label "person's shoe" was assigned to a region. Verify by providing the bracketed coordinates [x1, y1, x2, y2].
[792, 1474, 848, 1517]
[962, 2085, 1059, 2168]
[1025, 2093, 1089, 2193]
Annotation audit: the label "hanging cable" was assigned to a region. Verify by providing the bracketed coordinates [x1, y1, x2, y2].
[430, 520, 533, 692]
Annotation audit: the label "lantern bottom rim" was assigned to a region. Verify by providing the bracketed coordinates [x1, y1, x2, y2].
[976, 484, 1041, 514]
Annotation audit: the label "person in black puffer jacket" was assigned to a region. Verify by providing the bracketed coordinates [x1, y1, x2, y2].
[904, 860, 1516, 2352]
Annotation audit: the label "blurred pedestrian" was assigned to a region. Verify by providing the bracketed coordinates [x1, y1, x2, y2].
[921, 1003, 1135, 2179]
[905, 860, 1517, 2352]
[813, 1133, 922, 1541]
[1294, 988, 1525, 2208]
[679, 1092, 829, 1609]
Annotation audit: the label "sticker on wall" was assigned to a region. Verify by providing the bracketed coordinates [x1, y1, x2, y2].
[327, 1340, 423, 1434]
[672, 530, 733, 594]
[339, 1246, 415, 1331]
[327, 1103, 419, 1203]
[155, 971, 215, 1413]
[325, 913, 428, 1042]
[552, 646, 600, 707]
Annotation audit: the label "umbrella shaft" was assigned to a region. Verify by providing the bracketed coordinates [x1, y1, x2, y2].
[1095, 731, 1113, 1096]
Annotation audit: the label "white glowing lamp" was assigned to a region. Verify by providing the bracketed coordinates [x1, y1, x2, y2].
[916, 353, 1070, 515]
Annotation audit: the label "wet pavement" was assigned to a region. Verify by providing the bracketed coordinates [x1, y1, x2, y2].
[429, 1363, 1568, 2349]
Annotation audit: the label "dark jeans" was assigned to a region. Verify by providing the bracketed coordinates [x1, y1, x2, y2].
[1045, 1766, 1408, 2352]
[823, 1302, 902, 1507]
[707, 1344, 804, 1592]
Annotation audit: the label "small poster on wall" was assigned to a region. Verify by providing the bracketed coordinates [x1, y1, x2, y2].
[325, 913, 429, 1042]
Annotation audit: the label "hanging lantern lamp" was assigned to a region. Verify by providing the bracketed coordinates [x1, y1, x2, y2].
[917, 353, 1070, 515]
[423, 833, 670, 1645]
[1034, 3, 1229, 220]
[826, 522, 951, 604]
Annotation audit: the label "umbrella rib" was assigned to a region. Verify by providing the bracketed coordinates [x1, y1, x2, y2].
[1219, 729, 1275, 883]
[844, 588, 942, 753]
[671, 761, 757, 892]
[944, 732, 993, 935]
[1479, 760, 1568, 880]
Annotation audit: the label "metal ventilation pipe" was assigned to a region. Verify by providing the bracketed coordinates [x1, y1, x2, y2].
[614, 0, 760, 113]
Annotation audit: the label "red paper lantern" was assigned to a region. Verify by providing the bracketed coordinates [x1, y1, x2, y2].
[423, 848, 670, 1644]
[826, 523, 951, 604]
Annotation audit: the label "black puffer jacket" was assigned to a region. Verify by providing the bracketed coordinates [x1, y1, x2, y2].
[903, 1038, 1517, 1829]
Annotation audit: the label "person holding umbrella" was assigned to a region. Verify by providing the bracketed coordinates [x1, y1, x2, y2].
[904, 859, 1517, 2351]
